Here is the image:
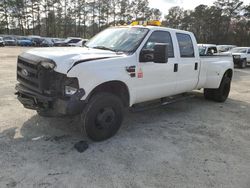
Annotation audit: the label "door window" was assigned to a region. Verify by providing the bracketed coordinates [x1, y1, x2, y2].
[143, 31, 174, 58]
[176, 33, 195, 57]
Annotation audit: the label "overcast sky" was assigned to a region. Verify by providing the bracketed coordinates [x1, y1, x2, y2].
[149, 0, 250, 15]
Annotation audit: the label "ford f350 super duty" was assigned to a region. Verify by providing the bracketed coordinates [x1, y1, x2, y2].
[15, 24, 234, 141]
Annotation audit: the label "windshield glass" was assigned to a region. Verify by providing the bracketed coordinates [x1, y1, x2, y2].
[86, 27, 149, 53]
[231, 48, 247, 53]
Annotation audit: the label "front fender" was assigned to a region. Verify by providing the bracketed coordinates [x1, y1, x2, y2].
[67, 56, 136, 106]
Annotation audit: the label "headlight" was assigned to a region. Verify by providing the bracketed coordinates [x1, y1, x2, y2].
[65, 86, 78, 95]
[234, 55, 241, 59]
[40, 61, 56, 69]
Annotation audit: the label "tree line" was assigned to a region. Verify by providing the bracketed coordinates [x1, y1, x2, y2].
[0, 0, 161, 38]
[0, 0, 250, 46]
[164, 0, 250, 46]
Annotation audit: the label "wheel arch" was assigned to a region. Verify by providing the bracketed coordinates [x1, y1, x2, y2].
[86, 80, 130, 107]
[223, 68, 233, 80]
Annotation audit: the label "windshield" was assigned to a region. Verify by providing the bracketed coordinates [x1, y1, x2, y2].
[86, 27, 149, 53]
[231, 48, 247, 53]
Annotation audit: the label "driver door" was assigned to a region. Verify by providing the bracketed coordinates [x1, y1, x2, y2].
[134, 31, 178, 104]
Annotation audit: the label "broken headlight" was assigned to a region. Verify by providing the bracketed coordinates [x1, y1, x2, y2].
[64, 78, 79, 96]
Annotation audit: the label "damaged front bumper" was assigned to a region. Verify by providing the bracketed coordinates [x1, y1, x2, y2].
[15, 84, 86, 116]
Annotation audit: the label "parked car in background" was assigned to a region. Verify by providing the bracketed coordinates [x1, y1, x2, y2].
[230, 47, 250, 68]
[3, 36, 17, 46]
[17, 37, 33, 46]
[198, 44, 218, 56]
[53, 38, 66, 46]
[29, 36, 43, 46]
[0, 37, 5, 47]
[217, 45, 236, 53]
[54, 37, 82, 46]
[40, 38, 54, 47]
[68, 39, 89, 47]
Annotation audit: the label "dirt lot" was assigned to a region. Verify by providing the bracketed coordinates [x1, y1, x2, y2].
[0, 47, 250, 188]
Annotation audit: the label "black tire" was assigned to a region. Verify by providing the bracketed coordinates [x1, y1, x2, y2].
[81, 93, 124, 142]
[204, 89, 215, 100]
[204, 76, 231, 102]
[239, 59, 247, 69]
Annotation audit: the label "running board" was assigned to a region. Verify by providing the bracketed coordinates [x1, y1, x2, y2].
[131, 93, 195, 112]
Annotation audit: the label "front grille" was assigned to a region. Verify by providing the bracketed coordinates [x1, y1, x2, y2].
[17, 57, 40, 92]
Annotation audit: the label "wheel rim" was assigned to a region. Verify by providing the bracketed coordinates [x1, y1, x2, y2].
[95, 107, 116, 130]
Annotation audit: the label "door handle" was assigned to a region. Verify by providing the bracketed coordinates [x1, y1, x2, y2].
[194, 62, 198, 70]
[174, 63, 178, 72]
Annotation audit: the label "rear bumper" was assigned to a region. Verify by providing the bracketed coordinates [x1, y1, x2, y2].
[15, 84, 86, 116]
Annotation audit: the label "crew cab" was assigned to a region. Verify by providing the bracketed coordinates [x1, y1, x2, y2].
[15, 24, 234, 141]
[230, 47, 250, 68]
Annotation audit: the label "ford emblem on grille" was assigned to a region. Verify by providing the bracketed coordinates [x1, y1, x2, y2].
[21, 69, 29, 77]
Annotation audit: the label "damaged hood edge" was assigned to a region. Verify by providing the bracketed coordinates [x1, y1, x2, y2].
[21, 47, 126, 74]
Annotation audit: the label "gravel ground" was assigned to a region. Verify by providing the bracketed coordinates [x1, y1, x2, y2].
[0, 47, 250, 188]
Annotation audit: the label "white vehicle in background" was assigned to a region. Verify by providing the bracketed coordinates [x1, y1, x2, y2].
[0, 37, 5, 47]
[230, 47, 250, 68]
[198, 44, 218, 56]
[15, 21, 234, 141]
[68, 39, 89, 47]
[217, 45, 237, 53]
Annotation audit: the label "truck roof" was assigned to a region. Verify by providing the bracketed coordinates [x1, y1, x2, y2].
[117, 25, 194, 35]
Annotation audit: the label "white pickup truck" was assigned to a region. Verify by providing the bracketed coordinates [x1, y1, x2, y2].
[16, 25, 234, 141]
[230, 47, 250, 68]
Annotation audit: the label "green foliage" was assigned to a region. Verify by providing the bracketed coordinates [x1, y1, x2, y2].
[163, 0, 250, 46]
[0, 0, 160, 38]
[0, 0, 249, 46]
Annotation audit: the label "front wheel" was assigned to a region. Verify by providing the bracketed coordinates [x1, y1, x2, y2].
[81, 93, 124, 142]
[204, 76, 231, 102]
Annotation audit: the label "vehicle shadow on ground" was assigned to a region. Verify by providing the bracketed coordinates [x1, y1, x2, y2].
[0, 92, 250, 150]
[13, 91, 249, 145]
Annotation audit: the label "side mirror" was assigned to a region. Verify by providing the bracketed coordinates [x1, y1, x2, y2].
[139, 49, 154, 62]
[139, 43, 169, 63]
[153, 43, 168, 63]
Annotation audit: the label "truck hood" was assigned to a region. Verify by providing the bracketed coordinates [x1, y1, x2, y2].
[22, 47, 125, 73]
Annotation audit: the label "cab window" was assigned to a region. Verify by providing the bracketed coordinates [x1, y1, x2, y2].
[176, 33, 194, 57]
[143, 31, 174, 58]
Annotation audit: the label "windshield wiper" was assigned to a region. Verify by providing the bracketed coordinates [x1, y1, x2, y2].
[92, 46, 116, 52]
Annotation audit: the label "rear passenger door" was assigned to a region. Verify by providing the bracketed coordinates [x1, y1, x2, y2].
[175, 33, 200, 93]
